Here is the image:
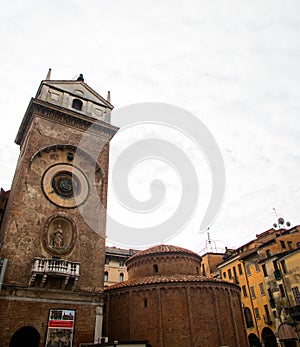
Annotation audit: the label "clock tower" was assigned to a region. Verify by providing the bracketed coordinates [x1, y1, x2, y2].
[0, 71, 118, 346]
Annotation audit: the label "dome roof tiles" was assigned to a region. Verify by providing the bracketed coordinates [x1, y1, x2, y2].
[126, 244, 201, 264]
[105, 274, 228, 291]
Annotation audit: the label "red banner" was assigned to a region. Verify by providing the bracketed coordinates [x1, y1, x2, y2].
[49, 320, 74, 328]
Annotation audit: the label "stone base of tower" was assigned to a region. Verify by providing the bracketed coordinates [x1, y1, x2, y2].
[0, 287, 103, 347]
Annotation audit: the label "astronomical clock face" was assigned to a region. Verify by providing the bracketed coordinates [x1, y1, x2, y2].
[42, 163, 89, 208]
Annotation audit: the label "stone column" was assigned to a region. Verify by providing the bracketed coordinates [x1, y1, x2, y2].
[94, 305, 103, 343]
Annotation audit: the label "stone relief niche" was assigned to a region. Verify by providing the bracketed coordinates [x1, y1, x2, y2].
[42, 214, 77, 256]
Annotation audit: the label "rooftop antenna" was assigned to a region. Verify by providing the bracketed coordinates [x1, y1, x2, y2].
[272, 208, 291, 230]
[198, 227, 224, 254]
[272, 207, 278, 217]
[207, 228, 211, 244]
[207, 228, 218, 253]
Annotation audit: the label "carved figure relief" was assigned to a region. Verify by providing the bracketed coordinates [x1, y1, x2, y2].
[51, 223, 64, 248]
[43, 214, 76, 255]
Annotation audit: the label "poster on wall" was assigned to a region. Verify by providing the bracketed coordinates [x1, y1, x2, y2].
[45, 309, 76, 347]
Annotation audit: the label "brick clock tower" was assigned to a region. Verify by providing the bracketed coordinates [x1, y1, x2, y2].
[0, 72, 118, 347]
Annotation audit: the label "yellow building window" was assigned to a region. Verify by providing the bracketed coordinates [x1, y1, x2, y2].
[259, 283, 266, 296]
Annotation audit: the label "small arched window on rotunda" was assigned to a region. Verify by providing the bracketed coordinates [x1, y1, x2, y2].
[104, 271, 109, 282]
[153, 264, 158, 273]
[119, 273, 124, 282]
[72, 98, 83, 111]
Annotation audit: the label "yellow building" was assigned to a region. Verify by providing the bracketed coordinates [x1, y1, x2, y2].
[261, 248, 300, 347]
[209, 225, 300, 347]
[104, 246, 138, 287]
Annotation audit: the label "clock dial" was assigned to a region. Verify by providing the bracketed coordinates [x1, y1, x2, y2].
[42, 164, 89, 208]
[52, 171, 80, 198]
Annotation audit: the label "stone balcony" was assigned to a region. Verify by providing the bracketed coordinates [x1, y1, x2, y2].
[29, 257, 80, 289]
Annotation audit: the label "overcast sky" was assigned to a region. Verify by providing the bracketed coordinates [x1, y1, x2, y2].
[0, 0, 299, 252]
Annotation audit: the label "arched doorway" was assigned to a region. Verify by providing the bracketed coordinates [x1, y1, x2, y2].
[9, 326, 40, 347]
[262, 327, 277, 347]
[248, 333, 262, 347]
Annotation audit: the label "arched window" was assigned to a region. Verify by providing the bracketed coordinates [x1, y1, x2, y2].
[119, 273, 124, 282]
[153, 264, 158, 273]
[244, 307, 254, 328]
[144, 298, 148, 308]
[72, 98, 83, 111]
[104, 271, 109, 282]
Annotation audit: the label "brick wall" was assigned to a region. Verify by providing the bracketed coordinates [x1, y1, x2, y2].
[0, 297, 98, 347]
[1, 115, 109, 291]
[105, 281, 248, 347]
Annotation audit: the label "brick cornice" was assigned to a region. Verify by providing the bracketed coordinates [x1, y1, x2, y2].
[15, 98, 119, 146]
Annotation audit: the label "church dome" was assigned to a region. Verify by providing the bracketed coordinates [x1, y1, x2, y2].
[126, 244, 202, 279]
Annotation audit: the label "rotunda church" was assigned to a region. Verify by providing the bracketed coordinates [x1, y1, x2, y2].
[104, 245, 248, 347]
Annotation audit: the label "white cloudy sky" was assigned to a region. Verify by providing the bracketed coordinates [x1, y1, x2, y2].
[0, 0, 299, 252]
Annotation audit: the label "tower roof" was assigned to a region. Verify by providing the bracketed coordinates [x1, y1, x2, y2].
[15, 75, 118, 146]
[36, 79, 113, 110]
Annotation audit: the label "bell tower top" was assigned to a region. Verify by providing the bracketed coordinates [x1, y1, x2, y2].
[15, 71, 118, 146]
[35, 71, 113, 123]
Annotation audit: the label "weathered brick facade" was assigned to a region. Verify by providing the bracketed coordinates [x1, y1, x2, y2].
[0, 76, 118, 347]
[0, 297, 100, 346]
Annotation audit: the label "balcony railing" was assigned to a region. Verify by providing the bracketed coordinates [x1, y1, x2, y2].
[29, 257, 80, 289]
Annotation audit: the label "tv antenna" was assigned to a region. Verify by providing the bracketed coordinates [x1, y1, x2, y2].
[198, 227, 226, 254]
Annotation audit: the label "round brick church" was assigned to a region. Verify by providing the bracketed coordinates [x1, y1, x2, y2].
[104, 245, 248, 347]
